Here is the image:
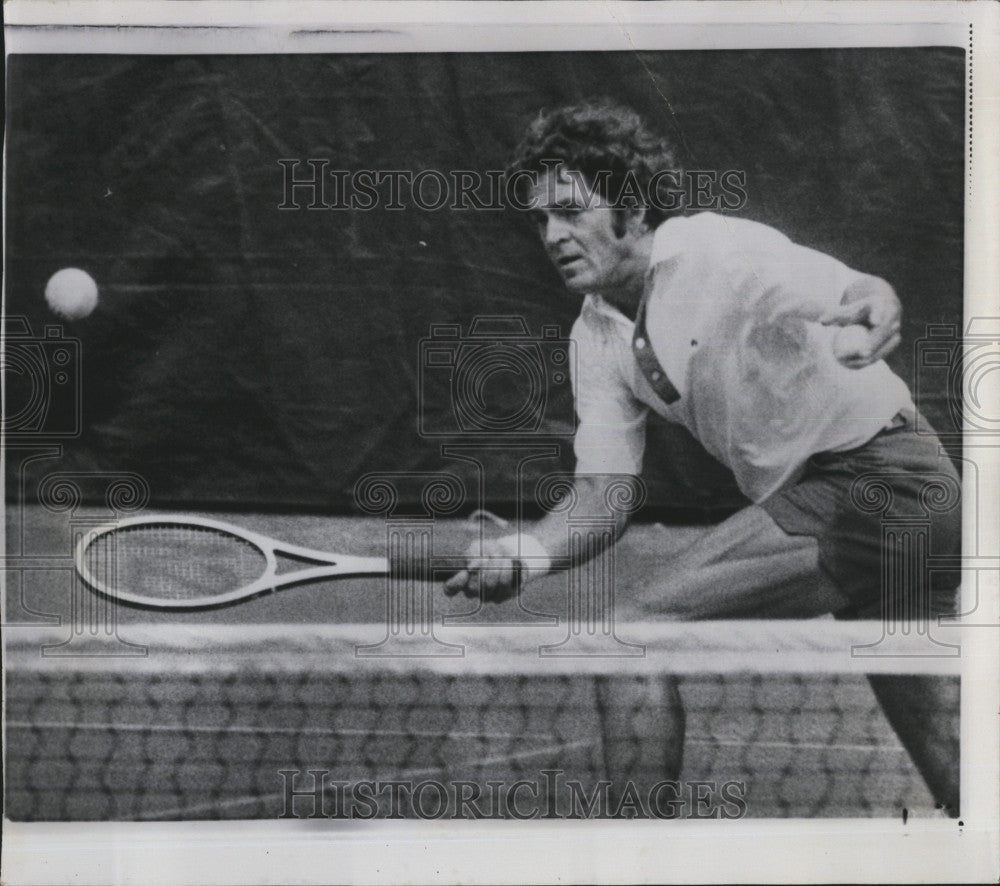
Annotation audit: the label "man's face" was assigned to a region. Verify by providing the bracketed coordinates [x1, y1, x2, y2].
[527, 168, 645, 301]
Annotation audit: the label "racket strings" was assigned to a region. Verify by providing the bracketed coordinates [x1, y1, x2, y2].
[82, 524, 268, 602]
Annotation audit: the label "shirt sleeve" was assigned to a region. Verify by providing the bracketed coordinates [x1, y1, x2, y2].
[734, 229, 869, 320]
[570, 313, 648, 477]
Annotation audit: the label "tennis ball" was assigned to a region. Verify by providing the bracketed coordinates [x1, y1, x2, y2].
[832, 324, 870, 362]
[45, 268, 99, 320]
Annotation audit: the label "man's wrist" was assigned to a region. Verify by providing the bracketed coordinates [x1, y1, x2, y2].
[496, 533, 552, 576]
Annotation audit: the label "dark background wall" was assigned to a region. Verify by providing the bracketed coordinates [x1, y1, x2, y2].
[5, 49, 965, 515]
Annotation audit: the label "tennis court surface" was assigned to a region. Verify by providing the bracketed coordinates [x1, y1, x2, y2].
[4, 507, 960, 820]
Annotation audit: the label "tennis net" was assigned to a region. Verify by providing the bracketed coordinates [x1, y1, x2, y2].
[4, 621, 960, 821]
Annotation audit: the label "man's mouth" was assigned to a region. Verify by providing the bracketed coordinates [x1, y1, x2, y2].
[556, 255, 583, 269]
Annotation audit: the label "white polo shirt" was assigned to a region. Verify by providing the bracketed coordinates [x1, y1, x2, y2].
[571, 212, 914, 502]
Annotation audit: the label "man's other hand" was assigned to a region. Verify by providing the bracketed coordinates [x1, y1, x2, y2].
[820, 276, 903, 369]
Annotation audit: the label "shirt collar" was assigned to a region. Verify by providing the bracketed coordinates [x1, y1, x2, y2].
[580, 218, 685, 327]
[581, 294, 634, 328]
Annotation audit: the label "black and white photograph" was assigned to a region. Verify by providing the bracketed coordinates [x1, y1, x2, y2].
[2, 2, 998, 883]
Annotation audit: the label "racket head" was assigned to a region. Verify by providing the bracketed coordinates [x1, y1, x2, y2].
[75, 516, 277, 609]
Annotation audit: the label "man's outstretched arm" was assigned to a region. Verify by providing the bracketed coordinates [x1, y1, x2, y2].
[443, 473, 635, 602]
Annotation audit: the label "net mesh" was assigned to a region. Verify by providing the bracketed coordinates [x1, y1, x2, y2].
[81, 525, 268, 601]
[4, 623, 959, 821]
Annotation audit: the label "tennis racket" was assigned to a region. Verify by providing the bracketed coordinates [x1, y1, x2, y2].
[75, 515, 391, 609]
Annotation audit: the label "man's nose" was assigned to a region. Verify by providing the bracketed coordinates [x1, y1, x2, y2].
[543, 216, 570, 247]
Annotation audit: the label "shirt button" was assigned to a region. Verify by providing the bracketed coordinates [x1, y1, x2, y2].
[690, 339, 698, 347]
[635, 337, 646, 349]
[651, 371, 662, 381]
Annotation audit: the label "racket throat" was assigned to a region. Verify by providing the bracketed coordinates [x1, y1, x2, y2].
[273, 549, 336, 576]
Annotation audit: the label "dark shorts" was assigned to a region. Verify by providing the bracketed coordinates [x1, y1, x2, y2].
[760, 410, 962, 619]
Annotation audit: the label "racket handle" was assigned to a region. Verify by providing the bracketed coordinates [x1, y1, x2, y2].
[384, 555, 552, 580]
[411, 557, 554, 581]
[385, 555, 467, 579]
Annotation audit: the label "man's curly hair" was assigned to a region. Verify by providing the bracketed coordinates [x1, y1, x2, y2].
[507, 99, 682, 229]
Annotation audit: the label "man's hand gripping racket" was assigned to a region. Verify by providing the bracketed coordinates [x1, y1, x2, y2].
[443, 509, 552, 604]
[75, 510, 551, 610]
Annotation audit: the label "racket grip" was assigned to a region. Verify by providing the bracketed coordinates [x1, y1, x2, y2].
[383, 556, 551, 580]
[385, 555, 468, 579]
[409, 557, 552, 581]
[433, 558, 469, 580]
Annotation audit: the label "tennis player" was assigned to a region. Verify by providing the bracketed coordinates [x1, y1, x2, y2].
[445, 99, 961, 813]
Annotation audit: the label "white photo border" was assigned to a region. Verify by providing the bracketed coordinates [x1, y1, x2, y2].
[3, 2, 998, 884]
